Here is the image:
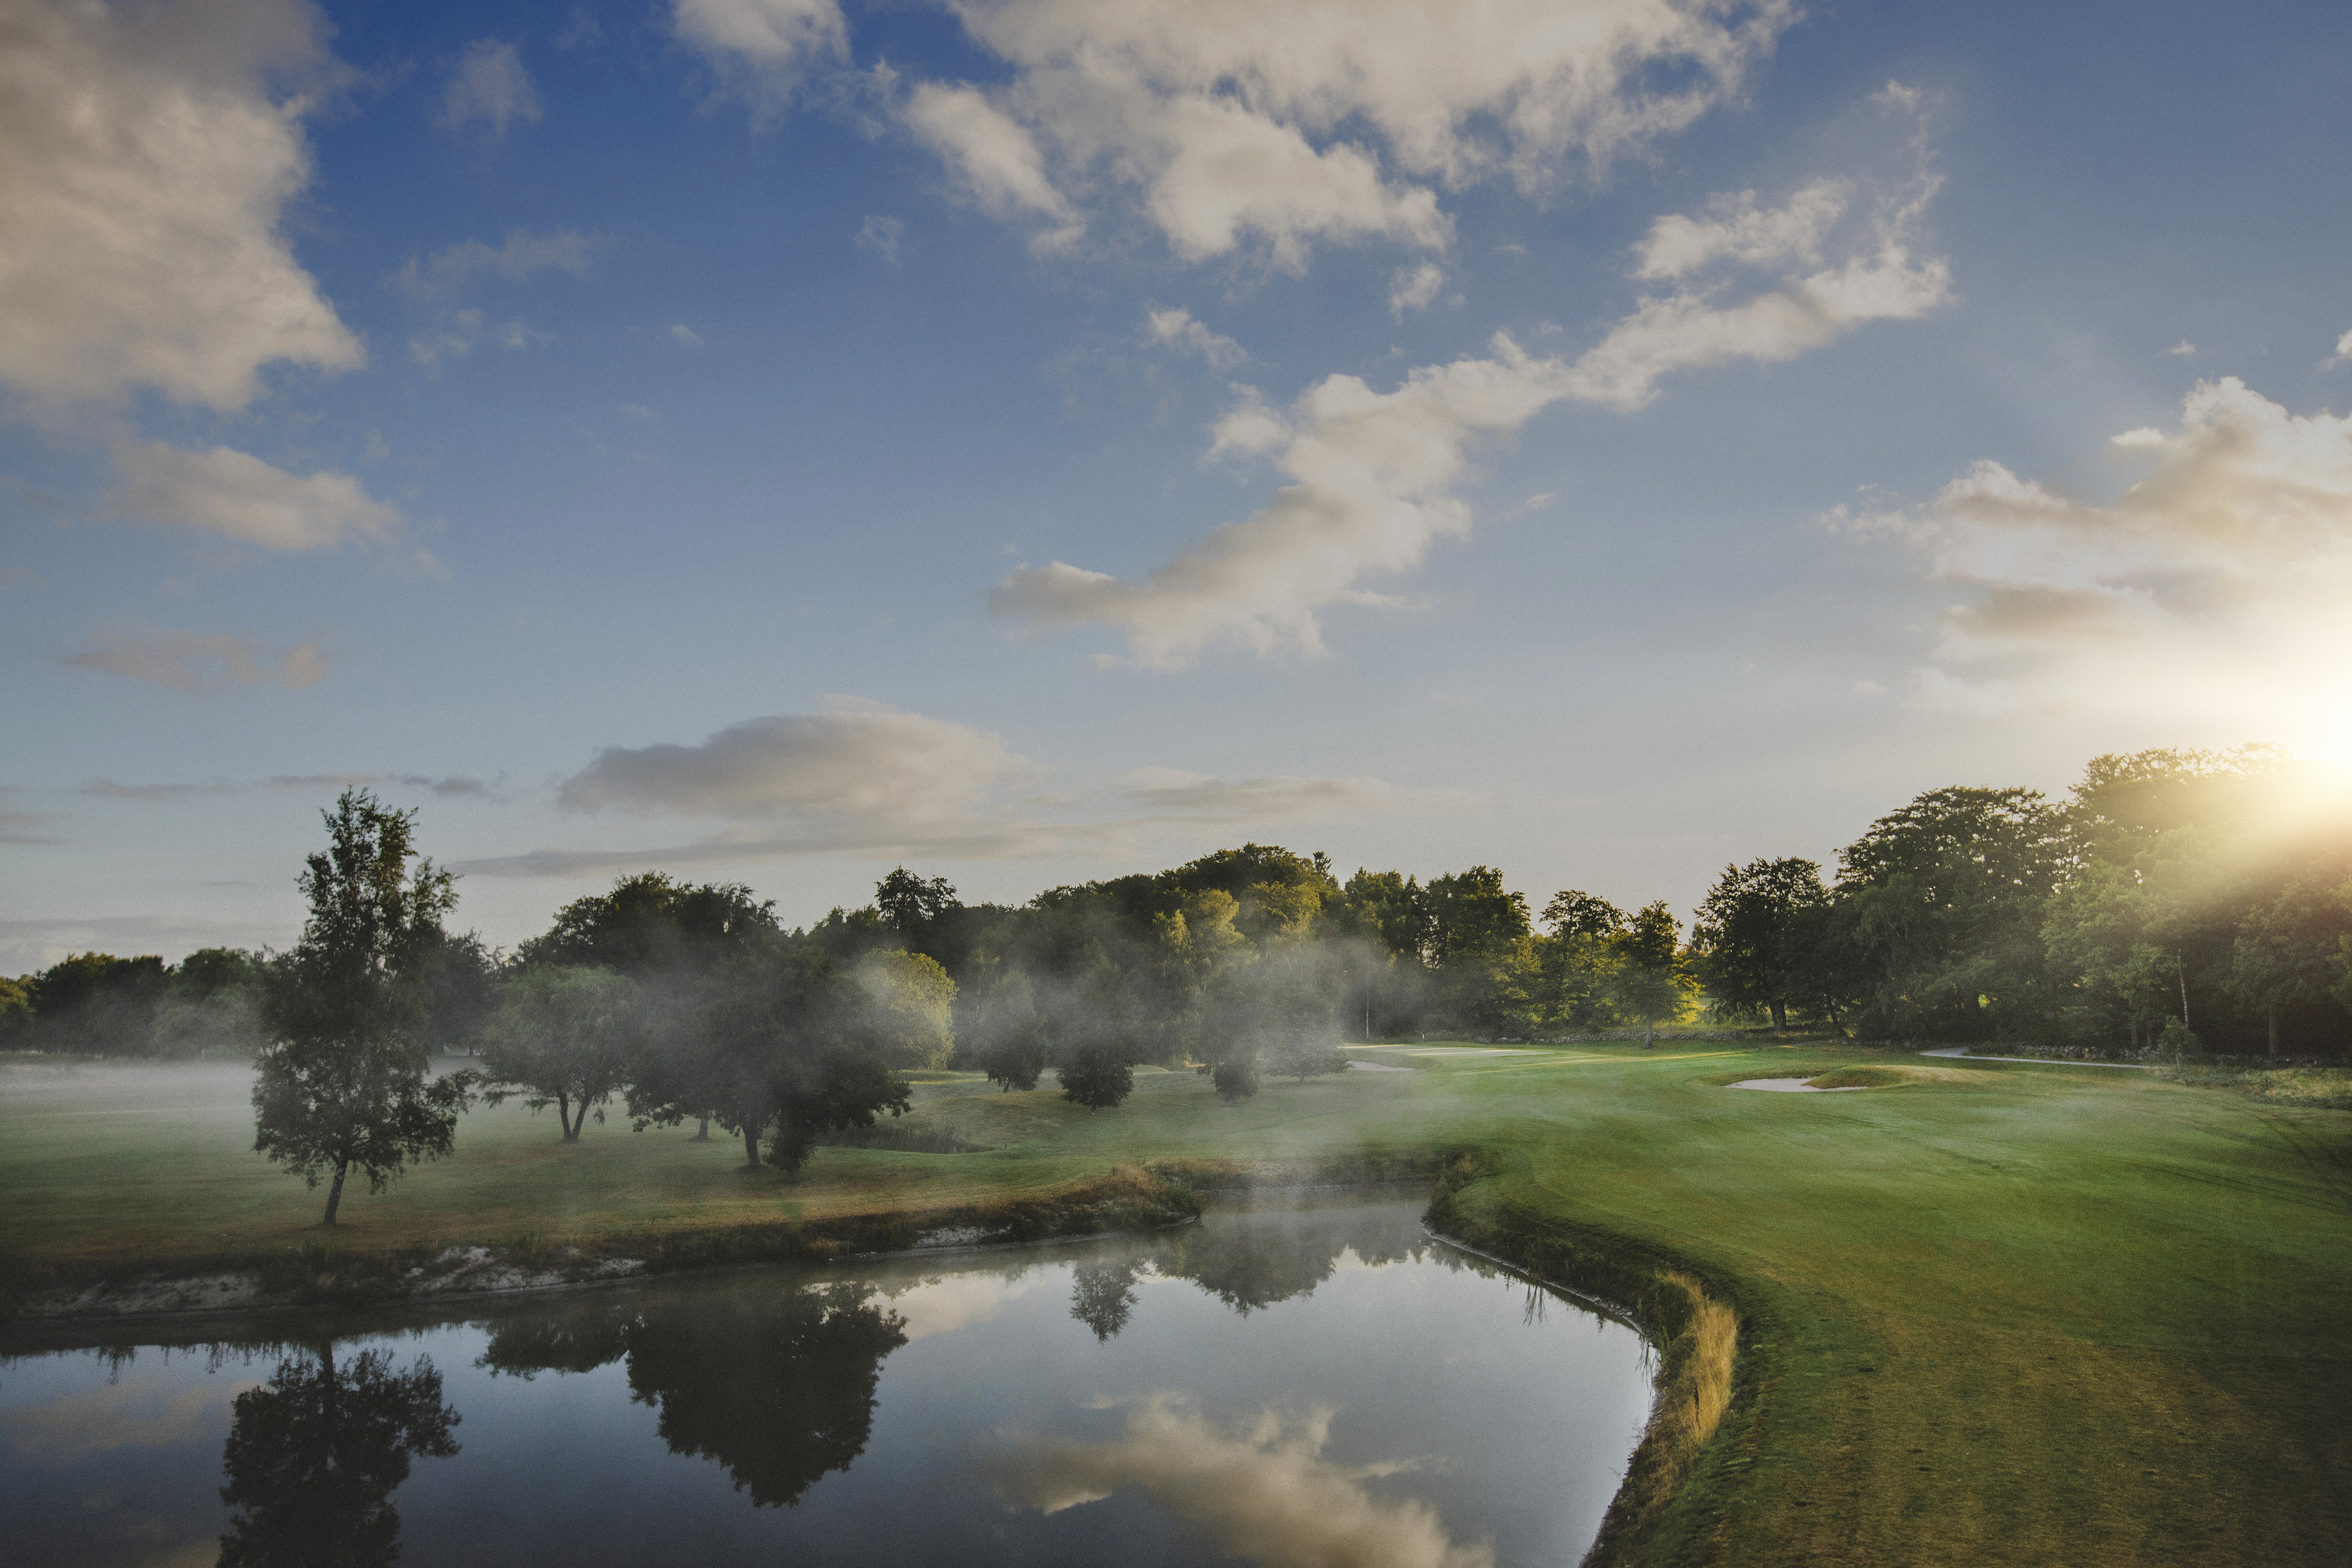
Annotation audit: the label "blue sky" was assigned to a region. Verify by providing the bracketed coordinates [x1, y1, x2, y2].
[6, 0, 2352, 970]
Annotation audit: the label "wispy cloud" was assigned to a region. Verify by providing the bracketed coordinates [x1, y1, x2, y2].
[438, 39, 543, 140]
[393, 229, 604, 298]
[66, 630, 330, 695]
[106, 442, 400, 552]
[1143, 308, 1247, 370]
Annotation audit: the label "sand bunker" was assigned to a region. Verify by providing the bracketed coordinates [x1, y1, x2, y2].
[1729, 1077, 1870, 1093]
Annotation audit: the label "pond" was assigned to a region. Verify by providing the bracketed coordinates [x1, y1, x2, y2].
[1, 1192, 1655, 1568]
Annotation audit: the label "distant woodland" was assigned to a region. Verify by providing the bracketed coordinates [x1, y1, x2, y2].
[8, 745, 2351, 1079]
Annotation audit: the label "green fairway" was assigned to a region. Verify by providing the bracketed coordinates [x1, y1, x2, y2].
[4, 1043, 2347, 1567]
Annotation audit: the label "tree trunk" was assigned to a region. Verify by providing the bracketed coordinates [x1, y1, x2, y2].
[2268, 1013, 2278, 1058]
[1643, 1017, 1655, 1048]
[321, 1159, 349, 1226]
[2177, 953, 2192, 1032]
[1769, 999, 1788, 1032]
[559, 1092, 578, 1141]
[742, 1123, 761, 1167]
[694, 1117, 710, 1141]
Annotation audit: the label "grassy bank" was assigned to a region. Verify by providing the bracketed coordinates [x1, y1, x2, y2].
[5, 1043, 2348, 1566]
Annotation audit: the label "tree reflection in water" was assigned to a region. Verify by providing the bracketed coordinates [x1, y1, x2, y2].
[479, 1282, 907, 1508]
[1067, 1198, 1446, 1339]
[216, 1345, 459, 1568]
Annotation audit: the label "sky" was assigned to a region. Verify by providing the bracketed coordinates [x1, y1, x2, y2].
[5, 0, 2352, 972]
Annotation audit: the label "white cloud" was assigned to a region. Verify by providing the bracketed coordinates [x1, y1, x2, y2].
[0, 0, 361, 410]
[556, 701, 1036, 827]
[994, 335, 1569, 668]
[670, 321, 705, 348]
[674, 0, 847, 103]
[1388, 262, 1447, 318]
[2168, 338, 2197, 357]
[855, 214, 905, 265]
[879, 1, 1798, 269]
[2328, 328, 2352, 369]
[105, 441, 399, 550]
[985, 1394, 1492, 1568]
[438, 39, 542, 139]
[904, 81, 1085, 251]
[995, 95, 1950, 668]
[1143, 308, 1247, 370]
[67, 630, 330, 695]
[393, 229, 602, 297]
[1857, 376, 2352, 747]
[1632, 181, 1848, 279]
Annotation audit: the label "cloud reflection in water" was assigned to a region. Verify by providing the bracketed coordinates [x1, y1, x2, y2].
[985, 1392, 1494, 1568]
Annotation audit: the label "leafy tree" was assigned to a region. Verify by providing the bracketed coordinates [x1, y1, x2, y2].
[1535, 890, 1625, 1033]
[2229, 877, 2352, 1056]
[148, 947, 270, 1058]
[1605, 901, 1691, 1046]
[253, 791, 476, 1226]
[853, 948, 956, 1070]
[1836, 786, 2066, 1041]
[22, 951, 169, 1054]
[1058, 1042, 1134, 1111]
[1690, 858, 1830, 1029]
[1420, 866, 1536, 1032]
[1210, 1053, 1261, 1103]
[409, 930, 504, 1054]
[625, 945, 912, 1171]
[970, 969, 1051, 1090]
[218, 1347, 459, 1568]
[0, 973, 30, 1048]
[478, 966, 638, 1139]
[521, 873, 777, 973]
[874, 867, 959, 932]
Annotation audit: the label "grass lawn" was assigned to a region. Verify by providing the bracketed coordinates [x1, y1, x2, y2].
[4, 1042, 2347, 1566]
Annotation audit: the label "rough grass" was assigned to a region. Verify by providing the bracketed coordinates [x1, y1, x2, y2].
[1801, 1066, 1906, 1089]
[4, 1044, 2349, 1567]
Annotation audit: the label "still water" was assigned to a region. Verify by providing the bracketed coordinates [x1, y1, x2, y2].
[1, 1193, 1654, 1568]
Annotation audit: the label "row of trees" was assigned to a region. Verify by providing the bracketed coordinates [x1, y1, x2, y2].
[1684, 747, 2352, 1054]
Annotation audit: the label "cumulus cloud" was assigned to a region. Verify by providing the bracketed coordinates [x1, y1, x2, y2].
[556, 700, 1036, 829]
[393, 228, 602, 297]
[2328, 328, 2352, 369]
[1631, 180, 1848, 279]
[870, 0, 1796, 269]
[459, 704, 1430, 876]
[994, 335, 1567, 668]
[66, 630, 331, 695]
[674, 0, 847, 103]
[0, 0, 362, 410]
[1855, 376, 2352, 743]
[105, 441, 399, 551]
[985, 1395, 1492, 1568]
[1143, 308, 1247, 370]
[438, 39, 542, 139]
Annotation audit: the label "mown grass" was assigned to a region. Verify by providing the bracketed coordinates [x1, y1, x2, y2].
[3, 1042, 2348, 1567]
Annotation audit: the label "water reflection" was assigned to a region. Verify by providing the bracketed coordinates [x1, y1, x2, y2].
[480, 1282, 908, 1508]
[216, 1347, 457, 1568]
[985, 1393, 1494, 1568]
[1068, 1262, 1139, 1342]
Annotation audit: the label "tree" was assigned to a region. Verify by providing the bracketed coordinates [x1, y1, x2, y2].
[253, 791, 476, 1226]
[478, 966, 638, 1139]
[1535, 890, 1625, 1033]
[22, 951, 169, 1055]
[1420, 866, 1536, 1032]
[521, 873, 777, 973]
[1690, 858, 1830, 1029]
[2229, 878, 2352, 1056]
[875, 868, 958, 932]
[971, 969, 1051, 1090]
[1836, 786, 2065, 1041]
[1070, 1260, 1141, 1341]
[625, 944, 912, 1172]
[218, 1347, 459, 1568]
[1607, 902, 1690, 1047]
[853, 949, 956, 1070]
[1058, 1043, 1134, 1111]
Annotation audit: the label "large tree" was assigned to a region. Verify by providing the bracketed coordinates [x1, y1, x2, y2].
[625, 944, 912, 1171]
[254, 791, 476, 1226]
[1690, 858, 1831, 1030]
[478, 966, 638, 1140]
[1606, 900, 1691, 1046]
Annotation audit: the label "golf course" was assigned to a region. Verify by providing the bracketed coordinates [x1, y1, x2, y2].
[5, 1039, 2345, 1567]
